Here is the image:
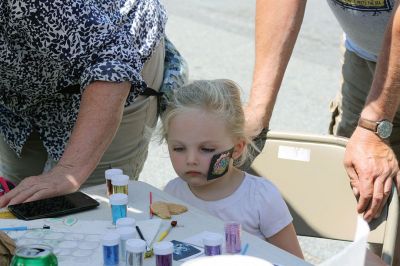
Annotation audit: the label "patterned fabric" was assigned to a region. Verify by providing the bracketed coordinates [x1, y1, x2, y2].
[159, 37, 189, 114]
[0, 0, 167, 160]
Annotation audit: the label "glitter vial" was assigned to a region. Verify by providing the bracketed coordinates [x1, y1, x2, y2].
[153, 241, 173, 266]
[224, 221, 241, 254]
[116, 226, 137, 262]
[105, 168, 123, 196]
[109, 193, 128, 224]
[125, 239, 146, 266]
[111, 174, 129, 195]
[203, 232, 223, 256]
[116, 217, 136, 228]
[102, 232, 120, 266]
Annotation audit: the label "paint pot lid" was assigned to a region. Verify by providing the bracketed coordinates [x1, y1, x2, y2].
[126, 239, 147, 253]
[105, 168, 123, 180]
[203, 232, 223, 246]
[109, 193, 128, 205]
[116, 226, 136, 240]
[116, 217, 136, 228]
[111, 174, 129, 185]
[153, 241, 173, 255]
[102, 232, 120, 246]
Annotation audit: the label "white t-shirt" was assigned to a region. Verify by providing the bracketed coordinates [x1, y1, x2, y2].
[164, 172, 292, 239]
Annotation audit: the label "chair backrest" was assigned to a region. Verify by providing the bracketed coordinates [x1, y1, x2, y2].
[248, 131, 399, 265]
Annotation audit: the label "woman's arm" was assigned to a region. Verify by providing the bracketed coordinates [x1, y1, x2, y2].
[0, 81, 130, 206]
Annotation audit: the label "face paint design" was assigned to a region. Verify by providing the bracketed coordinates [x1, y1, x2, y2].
[207, 147, 235, 180]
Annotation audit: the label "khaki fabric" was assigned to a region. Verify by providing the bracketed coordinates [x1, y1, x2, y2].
[0, 39, 165, 186]
[329, 48, 400, 158]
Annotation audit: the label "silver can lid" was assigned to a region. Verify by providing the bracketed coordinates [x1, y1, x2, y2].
[109, 193, 128, 205]
[105, 168, 123, 180]
[153, 241, 173, 255]
[126, 239, 146, 253]
[116, 217, 136, 228]
[102, 232, 120, 246]
[203, 232, 223, 246]
[111, 174, 129, 186]
[116, 226, 136, 240]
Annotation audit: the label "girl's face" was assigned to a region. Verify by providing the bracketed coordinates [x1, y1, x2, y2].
[167, 108, 241, 188]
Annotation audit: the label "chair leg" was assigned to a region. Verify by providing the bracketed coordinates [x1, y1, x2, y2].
[393, 222, 400, 266]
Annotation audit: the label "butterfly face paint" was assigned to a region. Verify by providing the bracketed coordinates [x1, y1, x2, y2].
[206, 147, 235, 181]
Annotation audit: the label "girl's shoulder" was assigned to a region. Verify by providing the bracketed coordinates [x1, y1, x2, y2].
[243, 172, 285, 204]
[243, 172, 280, 192]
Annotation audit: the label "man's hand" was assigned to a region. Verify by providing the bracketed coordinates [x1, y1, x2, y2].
[0, 164, 81, 207]
[244, 104, 267, 139]
[344, 126, 399, 222]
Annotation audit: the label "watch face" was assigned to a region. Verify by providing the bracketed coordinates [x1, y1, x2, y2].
[377, 120, 393, 139]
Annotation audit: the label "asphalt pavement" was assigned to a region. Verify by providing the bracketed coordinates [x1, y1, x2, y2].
[139, 1, 350, 264]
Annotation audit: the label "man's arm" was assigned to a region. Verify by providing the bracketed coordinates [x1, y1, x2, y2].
[0, 81, 130, 206]
[245, 0, 307, 136]
[344, 3, 400, 222]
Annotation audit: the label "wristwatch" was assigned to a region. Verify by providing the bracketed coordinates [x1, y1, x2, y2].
[357, 118, 393, 139]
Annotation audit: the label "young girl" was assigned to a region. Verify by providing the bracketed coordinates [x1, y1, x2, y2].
[161, 79, 303, 258]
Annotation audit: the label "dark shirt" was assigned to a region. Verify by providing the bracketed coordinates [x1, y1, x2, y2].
[0, 0, 167, 160]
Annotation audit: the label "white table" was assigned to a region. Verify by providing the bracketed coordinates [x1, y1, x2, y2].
[80, 181, 311, 266]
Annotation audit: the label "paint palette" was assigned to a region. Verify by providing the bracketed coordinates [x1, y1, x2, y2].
[7, 230, 103, 265]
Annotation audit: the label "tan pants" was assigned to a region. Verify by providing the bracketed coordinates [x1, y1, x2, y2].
[329, 48, 400, 156]
[329, 48, 400, 265]
[0, 39, 165, 187]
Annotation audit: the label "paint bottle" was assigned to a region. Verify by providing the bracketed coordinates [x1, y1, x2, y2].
[116, 226, 137, 262]
[105, 169, 123, 196]
[102, 232, 120, 266]
[116, 217, 136, 228]
[224, 221, 241, 254]
[111, 174, 129, 195]
[109, 193, 128, 224]
[125, 239, 146, 266]
[153, 241, 173, 266]
[203, 232, 223, 256]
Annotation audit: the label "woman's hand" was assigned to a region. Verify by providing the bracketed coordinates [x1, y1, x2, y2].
[0, 164, 82, 207]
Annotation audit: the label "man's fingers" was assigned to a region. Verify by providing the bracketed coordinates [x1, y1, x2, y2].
[357, 174, 374, 214]
[364, 176, 391, 221]
[374, 177, 392, 219]
[395, 171, 400, 193]
[345, 163, 360, 198]
[362, 186, 381, 222]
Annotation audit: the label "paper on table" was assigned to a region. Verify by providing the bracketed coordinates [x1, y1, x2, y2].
[319, 216, 370, 266]
[0, 216, 162, 266]
[0, 217, 161, 240]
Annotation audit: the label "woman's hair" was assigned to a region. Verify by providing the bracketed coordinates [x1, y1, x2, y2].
[160, 79, 252, 166]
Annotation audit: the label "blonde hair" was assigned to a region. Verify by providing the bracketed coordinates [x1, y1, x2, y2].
[160, 79, 252, 166]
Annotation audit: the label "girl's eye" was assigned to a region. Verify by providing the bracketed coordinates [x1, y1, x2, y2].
[202, 148, 215, 153]
[173, 147, 185, 152]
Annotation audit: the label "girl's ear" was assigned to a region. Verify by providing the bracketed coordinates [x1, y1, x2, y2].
[232, 138, 246, 160]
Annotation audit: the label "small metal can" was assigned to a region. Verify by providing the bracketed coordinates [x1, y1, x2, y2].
[11, 244, 58, 266]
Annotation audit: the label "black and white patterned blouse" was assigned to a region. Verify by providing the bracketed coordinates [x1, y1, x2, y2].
[0, 0, 167, 161]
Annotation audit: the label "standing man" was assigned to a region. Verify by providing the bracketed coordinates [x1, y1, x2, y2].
[245, 0, 400, 223]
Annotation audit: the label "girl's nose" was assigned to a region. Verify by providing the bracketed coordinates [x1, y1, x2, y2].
[186, 150, 198, 165]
